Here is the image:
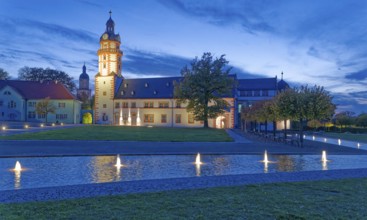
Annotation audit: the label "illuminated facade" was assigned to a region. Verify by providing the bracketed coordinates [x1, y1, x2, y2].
[94, 13, 287, 129]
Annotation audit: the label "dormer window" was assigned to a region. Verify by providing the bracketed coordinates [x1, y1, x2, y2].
[121, 91, 125, 95]
[145, 83, 149, 88]
[131, 91, 135, 95]
[124, 83, 128, 88]
[153, 90, 157, 95]
[166, 82, 170, 87]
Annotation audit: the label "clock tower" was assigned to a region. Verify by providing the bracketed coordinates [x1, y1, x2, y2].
[94, 11, 123, 123]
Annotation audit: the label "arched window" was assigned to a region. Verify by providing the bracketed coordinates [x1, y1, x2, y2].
[3, 91, 11, 95]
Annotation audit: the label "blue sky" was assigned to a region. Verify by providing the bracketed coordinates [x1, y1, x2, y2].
[0, 0, 366, 113]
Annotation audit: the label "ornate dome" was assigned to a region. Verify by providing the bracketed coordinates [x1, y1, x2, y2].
[79, 64, 89, 80]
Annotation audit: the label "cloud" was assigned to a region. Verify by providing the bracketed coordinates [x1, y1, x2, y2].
[158, 0, 274, 33]
[345, 69, 367, 80]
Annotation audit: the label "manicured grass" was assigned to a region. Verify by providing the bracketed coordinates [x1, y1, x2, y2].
[1, 178, 366, 219]
[322, 132, 367, 143]
[0, 126, 233, 142]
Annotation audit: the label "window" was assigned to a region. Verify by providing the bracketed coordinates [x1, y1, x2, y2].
[28, 102, 36, 107]
[103, 55, 106, 60]
[122, 102, 128, 108]
[254, 90, 260, 96]
[121, 91, 125, 95]
[245, 91, 253, 96]
[176, 102, 181, 108]
[144, 114, 154, 123]
[103, 91, 107, 96]
[153, 90, 157, 95]
[188, 114, 194, 124]
[102, 113, 108, 121]
[8, 101, 16, 108]
[3, 91, 11, 95]
[38, 113, 46, 119]
[115, 102, 120, 109]
[131, 102, 136, 108]
[166, 82, 170, 87]
[58, 103, 66, 108]
[262, 90, 269, 96]
[56, 114, 68, 120]
[159, 102, 169, 108]
[103, 63, 106, 68]
[144, 102, 154, 108]
[145, 83, 149, 87]
[175, 114, 181, 124]
[124, 83, 128, 88]
[131, 91, 135, 95]
[28, 111, 36, 119]
[103, 104, 107, 108]
[161, 114, 167, 123]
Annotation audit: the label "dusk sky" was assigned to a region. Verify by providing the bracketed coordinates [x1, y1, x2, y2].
[0, 0, 366, 113]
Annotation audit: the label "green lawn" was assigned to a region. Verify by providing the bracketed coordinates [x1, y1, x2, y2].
[0, 126, 233, 142]
[1, 178, 366, 219]
[322, 132, 367, 143]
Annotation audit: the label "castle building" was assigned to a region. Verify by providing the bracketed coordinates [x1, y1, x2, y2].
[77, 64, 91, 101]
[94, 13, 288, 128]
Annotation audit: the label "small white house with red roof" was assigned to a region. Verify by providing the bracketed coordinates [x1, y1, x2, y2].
[0, 80, 81, 124]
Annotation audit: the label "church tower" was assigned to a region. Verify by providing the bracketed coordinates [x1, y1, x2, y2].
[94, 11, 123, 123]
[77, 64, 91, 100]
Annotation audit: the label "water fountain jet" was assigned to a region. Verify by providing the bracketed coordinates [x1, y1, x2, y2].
[195, 153, 202, 165]
[115, 155, 123, 168]
[14, 161, 22, 171]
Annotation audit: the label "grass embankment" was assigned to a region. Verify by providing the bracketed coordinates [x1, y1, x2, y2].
[322, 132, 367, 143]
[1, 178, 366, 219]
[0, 126, 233, 142]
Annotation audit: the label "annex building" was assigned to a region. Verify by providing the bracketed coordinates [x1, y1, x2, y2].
[0, 80, 81, 124]
[94, 13, 288, 128]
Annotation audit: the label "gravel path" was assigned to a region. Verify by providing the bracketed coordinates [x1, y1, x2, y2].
[1, 168, 367, 204]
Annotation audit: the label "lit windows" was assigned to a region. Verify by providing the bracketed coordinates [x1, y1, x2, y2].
[188, 114, 194, 124]
[144, 102, 154, 108]
[144, 114, 154, 123]
[175, 114, 181, 124]
[159, 102, 169, 108]
[103, 91, 107, 96]
[161, 114, 167, 123]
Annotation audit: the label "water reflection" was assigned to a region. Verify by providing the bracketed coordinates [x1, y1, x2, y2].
[90, 156, 121, 183]
[195, 164, 201, 176]
[14, 170, 21, 189]
[2, 154, 367, 191]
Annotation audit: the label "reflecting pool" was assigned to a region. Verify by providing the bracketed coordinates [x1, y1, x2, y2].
[1, 154, 367, 191]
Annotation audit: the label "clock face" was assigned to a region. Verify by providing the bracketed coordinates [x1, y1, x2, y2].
[102, 33, 108, 40]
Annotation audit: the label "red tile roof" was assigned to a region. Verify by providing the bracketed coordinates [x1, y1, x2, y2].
[0, 80, 76, 100]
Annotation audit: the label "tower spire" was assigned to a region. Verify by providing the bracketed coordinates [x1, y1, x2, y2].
[109, 10, 112, 18]
[281, 71, 283, 80]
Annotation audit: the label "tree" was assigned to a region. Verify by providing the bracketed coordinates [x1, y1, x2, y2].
[35, 97, 56, 123]
[82, 112, 93, 124]
[274, 85, 335, 146]
[18, 66, 76, 92]
[334, 111, 355, 131]
[0, 68, 10, 80]
[356, 113, 367, 128]
[174, 53, 234, 128]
